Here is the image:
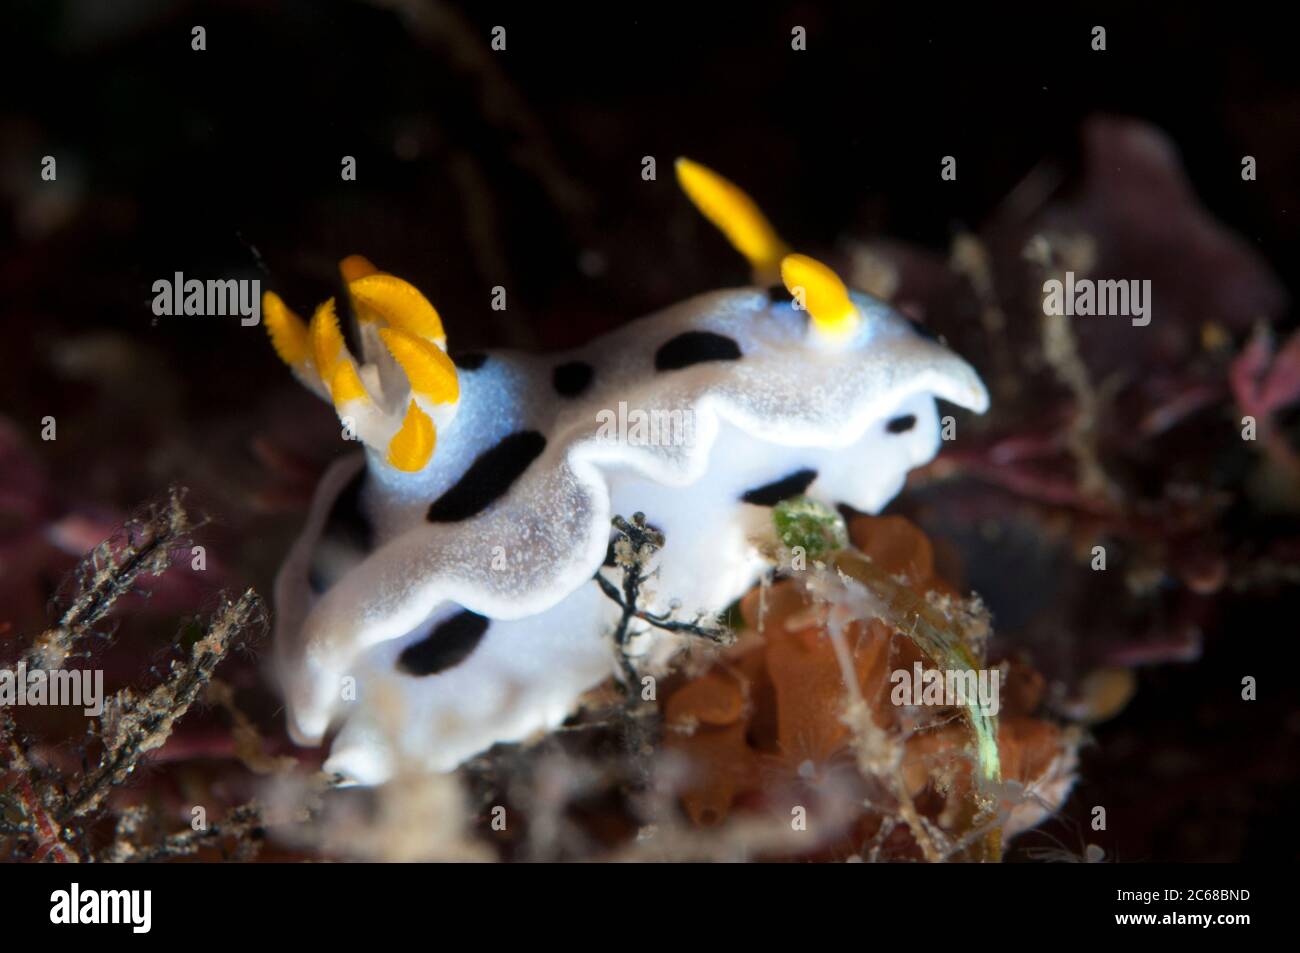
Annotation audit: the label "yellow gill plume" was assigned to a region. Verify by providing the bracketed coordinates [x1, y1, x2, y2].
[339, 254, 380, 284]
[309, 298, 346, 383]
[308, 297, 376, 409]
[347, 273, 446, 346]
[387, 400, 436, 472]
[344, 266, 457, 470]
[264, 259, 460, 473]
[263, 291, 310, 368]
[378, 327, 460, 405]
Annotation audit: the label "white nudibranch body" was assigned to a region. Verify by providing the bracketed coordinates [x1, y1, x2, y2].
[266, 160, 989, 784]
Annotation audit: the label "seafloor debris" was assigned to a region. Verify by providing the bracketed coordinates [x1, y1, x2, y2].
[662, 512, 1080, 862]
[0, 492, 270, 863]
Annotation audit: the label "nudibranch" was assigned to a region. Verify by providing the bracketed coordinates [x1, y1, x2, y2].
[266, 159, 989, 783]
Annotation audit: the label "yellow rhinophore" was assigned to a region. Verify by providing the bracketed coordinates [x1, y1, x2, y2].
[675, 157, 790, 286]
[387, 400, 436, 472]
[348, 274, 445, 346]
[263, 291, 309, 367]
[379, 327, 460, 404]
[780, 253, 860, 339]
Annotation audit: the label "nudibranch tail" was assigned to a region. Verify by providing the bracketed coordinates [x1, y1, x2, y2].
[264, 258, 460, 474]
[675, 157, 791, 286]
[780, 252, 861, 340]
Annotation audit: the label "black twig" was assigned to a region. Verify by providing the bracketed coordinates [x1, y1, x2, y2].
[595, 512, 731, 688]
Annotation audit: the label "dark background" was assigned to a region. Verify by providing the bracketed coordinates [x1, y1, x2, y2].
[2, 1, 1297, 862]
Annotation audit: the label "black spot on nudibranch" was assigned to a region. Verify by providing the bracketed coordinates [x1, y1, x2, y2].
[906, 318, 941, 343]
[306, 565, 331, 595]
[397, 610, 490, 676]
[323, 468, 372, 549]
[552, 360, 594, 397]
[427, 431, 547, 523]
[886, 414, 917, 434]
[654, 331, 742, 371]
[740, 468, 818, 506]
[451, 351, 488, 370]
[307, 468, 372, 593]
